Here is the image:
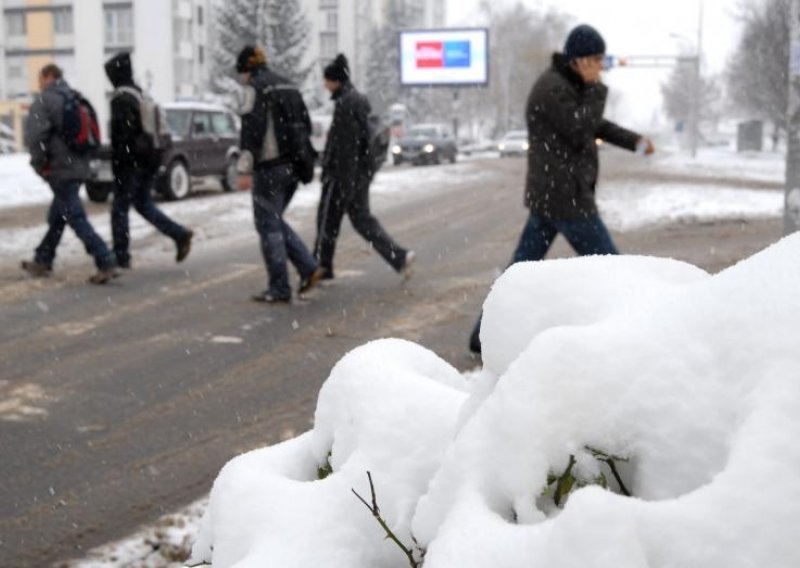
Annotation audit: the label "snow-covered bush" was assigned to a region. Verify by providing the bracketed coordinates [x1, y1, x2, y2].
[189, 235, 800, 568]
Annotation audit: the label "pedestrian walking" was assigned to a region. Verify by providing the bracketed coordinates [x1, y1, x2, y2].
[234, 46, 324, 304]
[104, 53, 193, 269]
[469, 25, 655, 354]
[21, 64, 118, 284]
[314, 54, 414, 281]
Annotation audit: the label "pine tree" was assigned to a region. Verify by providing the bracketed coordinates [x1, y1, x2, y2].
[211, 0, 311, 96]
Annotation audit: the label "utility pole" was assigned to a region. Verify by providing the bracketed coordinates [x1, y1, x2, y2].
[689, 0, 704, 159]
[785, 0, 800, 235]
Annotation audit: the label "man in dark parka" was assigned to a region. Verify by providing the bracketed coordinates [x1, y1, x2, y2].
[469, 24, 654, 354]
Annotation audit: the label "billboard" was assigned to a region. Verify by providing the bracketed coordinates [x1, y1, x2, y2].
[399, 28, 489, 87]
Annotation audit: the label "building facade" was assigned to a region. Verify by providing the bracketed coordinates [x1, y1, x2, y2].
[0, 0, 212, 147]
[301, 0, 446, 89]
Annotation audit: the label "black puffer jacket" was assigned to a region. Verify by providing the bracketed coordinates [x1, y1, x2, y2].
[322, 81, 371, 198]
[105, 53, 156, 173]
[524, 53, 641, 219]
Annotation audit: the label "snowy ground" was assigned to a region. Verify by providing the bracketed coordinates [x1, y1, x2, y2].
[4, 147, 789, 567]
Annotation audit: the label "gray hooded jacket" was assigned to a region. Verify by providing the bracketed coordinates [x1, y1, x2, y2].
[25, 78, 91, 183]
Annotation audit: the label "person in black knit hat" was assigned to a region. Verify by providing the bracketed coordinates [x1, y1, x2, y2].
[468, 24, 655, 354]
[234, 45, 324, 304]
[314, 54, 415, 281]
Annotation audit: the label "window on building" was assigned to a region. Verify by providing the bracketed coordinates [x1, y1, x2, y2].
[104, 6, 134, 47]
[320, 32, 338, 60]
[53, 7, 74, 35]
[325, 10, 338, 32]
[197, 5, 204, 25]
[319, 0, 338, 7]
[198, 45, 205, 65]
[5, 12, 26, 36]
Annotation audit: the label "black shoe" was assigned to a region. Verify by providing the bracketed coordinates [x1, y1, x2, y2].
[21, 260, 52, 278]
[469, 323, 482, 355]
[176, 230, 194, 263]
[88, 267, 120, 285]
[251, 291, 291, 304]
[298, 267, 326, 296]
[116, 258, 132, 269]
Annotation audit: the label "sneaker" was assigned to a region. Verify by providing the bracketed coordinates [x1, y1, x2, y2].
[21, 260, 52, 278]
[251, 291, 291, 304]
[176, 230, 194, 263]
[298, 267, 326, 296]
[88, 267, 119, 285]
[402, 250, 416, 280]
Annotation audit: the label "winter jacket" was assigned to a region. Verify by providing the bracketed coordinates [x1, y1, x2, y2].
[238, 66, 312, 173]
[105, 56, 158, 173]
[322, 81, 371, 198]
[25, 78, 91, 183]
[524, 53, 641, 219]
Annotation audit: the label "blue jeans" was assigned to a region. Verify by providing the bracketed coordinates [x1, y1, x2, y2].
[470, 214, 618, 353]
[253, 163, 317, 299]
[35, 179, 115, 270]
[512, 214, 618, 262]
[111, 169, 189, 266]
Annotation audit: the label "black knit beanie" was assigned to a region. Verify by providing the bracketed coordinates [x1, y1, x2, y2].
[563, 25, 606, 59]
[236, 46, 267, 73]
[324, 54, 350, 82]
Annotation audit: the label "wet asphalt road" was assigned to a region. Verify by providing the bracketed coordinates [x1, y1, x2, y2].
[0, 155, 784, 567]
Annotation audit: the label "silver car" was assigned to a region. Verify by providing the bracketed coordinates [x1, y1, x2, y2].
[498, 130, 529, 157]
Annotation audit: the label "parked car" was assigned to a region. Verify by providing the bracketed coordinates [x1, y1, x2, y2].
[86, 102, 240, 203]
[391, 123, 458, 166]
[498, 130, 529, 157]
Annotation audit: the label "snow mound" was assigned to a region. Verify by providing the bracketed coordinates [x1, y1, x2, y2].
[190, 236, 800, 568]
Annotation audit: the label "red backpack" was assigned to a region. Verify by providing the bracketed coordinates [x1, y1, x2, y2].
[58, 89, 101, 155]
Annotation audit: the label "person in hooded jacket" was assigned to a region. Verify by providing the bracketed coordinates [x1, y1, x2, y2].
[21, 63, 118, 284]
[104, 52, 193, 269]
[314, 54, 414, 281]
[468, 25, 655, 354]
[234, 46, 324, 304]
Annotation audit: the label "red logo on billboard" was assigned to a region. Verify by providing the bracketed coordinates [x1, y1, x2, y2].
[415, 41, 443, 68]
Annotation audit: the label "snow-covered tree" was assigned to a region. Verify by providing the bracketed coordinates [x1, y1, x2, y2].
[211, 0, 311, 98]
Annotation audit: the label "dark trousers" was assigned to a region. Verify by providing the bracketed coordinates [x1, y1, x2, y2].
[34, 179, 115, 270]
[470, 214, 618, 351]
[315, 178, 407, 275]
[253, 163, 317, 299]
[111, 169, 189, 265]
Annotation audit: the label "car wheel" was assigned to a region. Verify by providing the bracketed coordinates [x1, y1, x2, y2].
[221, 155, 238, 192]
[449, 150, 457, 164]
[161, 160, 191, 201]
[85, 182, 112, 203]
[393, 156, 403, 166]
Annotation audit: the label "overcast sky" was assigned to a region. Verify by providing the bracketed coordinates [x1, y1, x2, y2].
[446, 0, 744, 129]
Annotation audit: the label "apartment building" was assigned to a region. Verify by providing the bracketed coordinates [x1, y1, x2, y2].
[0, 0, 212, 147]
[301, 0, 446, 88]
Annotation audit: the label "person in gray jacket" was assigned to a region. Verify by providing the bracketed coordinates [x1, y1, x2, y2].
[21, 64, 118, 284]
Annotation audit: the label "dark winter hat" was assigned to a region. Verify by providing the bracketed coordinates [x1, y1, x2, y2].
[323, 54, 350, 82]
[105, 52, 133, 87]
[235, 46, 267, 73]
[563, 24, 606, 59]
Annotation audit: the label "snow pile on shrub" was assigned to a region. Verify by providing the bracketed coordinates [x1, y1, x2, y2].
[189, 235, 800, 568]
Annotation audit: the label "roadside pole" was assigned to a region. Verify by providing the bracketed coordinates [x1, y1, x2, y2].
[786, 0, 800, 235]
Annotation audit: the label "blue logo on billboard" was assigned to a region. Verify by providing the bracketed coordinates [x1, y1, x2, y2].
[443, 41, 471, 68]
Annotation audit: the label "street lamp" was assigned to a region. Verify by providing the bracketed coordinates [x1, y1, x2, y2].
[669, 1, 704, 158]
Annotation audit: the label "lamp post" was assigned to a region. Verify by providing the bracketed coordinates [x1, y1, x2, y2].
[670, 1, 703, 158]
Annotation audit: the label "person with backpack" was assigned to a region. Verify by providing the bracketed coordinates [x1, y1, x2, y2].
[234, 46, 324, 304]
[104, 53, 193, 269]
[314, 54, 414, 281]
[21, 63, 118, 285]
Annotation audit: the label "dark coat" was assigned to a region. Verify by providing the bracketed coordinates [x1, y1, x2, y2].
[524, 53, 641, 219]
[105, 55, 155, 173]
[25, 78, 91, 182]
[322, 81, 371, 198]
[240, 66, 312, 167]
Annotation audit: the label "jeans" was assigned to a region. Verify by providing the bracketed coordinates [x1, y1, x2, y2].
[253, 163, 317, 298]
[111, 169, 189, 266]
[34, 179, 115, 270]
[315, 178, 407, 274]
[470, 214, 618, 353]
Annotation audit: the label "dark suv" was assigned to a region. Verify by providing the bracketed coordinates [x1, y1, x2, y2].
[86, 102, 240, 202]
[390, 123, 458, 166]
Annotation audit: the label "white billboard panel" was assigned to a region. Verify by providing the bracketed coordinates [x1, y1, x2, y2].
[399, 28, 489, 87]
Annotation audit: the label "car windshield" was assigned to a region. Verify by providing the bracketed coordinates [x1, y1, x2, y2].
[505, 131, 527, 140]
[408, 127, 439, 138]
[165, 109, 192, 138]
